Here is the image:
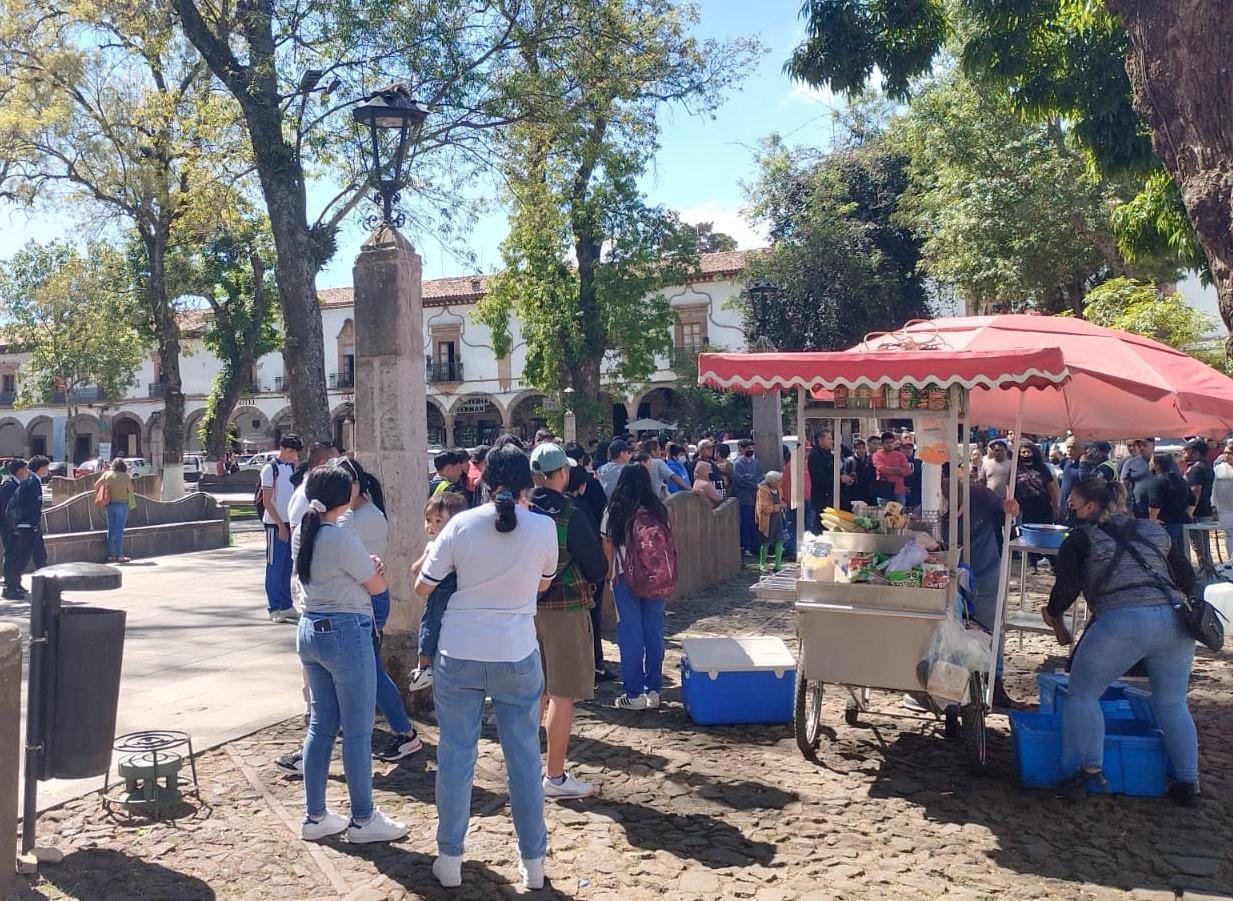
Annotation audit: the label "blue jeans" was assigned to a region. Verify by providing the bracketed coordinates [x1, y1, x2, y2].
[970, 568, 1005, 679]
[1062, 604, 1198, 782]
[265, 524, 293, 612]
[417, 573, 456, 659]
[370, 591, 411, 736]
[105, 500, 129, 558]
[433, 650, 546, 860]
[297, 612, 377, 819]
[613, 576, 665, 699]
[739, 504, 760, 555]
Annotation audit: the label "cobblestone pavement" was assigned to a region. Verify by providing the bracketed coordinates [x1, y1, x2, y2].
[14, 569, 1233, 901]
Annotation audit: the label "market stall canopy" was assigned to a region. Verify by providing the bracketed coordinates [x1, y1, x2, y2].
[867, 316, 1233, 438]
[626, 417, 677, 432]
[697, 346, 1070, 394]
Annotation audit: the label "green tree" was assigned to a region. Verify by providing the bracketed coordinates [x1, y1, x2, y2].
[0, 0, 247, 495]
[1081, 277, 1213, 350]
[474, 0, 759, 439]
[740, 133, 930, 350]
[689, 221, 739, 253]
[787, 0, 1233, 359]
[190, 222, 282, 461]
[0, 242, 144, 460]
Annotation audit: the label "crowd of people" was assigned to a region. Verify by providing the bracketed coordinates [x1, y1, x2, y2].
[258, 428, 679, 888]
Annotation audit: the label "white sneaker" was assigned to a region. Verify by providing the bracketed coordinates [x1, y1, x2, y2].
[519, 856, 545, 890]
[347, 808, 408, 843]
[408, 666, 434, 692]
[432, 853, 463, 887]
[269, 609, 294, 623]
[543, 770, 595, 800]
[300, 809, 348, 841]
[614, 693, 650, 710]
[646, 690, 660, 709]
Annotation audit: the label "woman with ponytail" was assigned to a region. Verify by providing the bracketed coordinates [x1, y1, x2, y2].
[414, 444, 559, 890]
[292, 464, 408, 844]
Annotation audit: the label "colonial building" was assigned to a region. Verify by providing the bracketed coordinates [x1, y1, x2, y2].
[0, 250, 752, 463]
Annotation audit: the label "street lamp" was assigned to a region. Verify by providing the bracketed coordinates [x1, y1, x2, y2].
[746, 278, 778, 349]
[352, 84, 429, 228]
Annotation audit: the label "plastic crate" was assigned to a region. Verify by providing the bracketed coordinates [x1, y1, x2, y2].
[680, 636, 795, 726]
[1009, 710, 1169, 796]
[1036, 672, 1155, 725]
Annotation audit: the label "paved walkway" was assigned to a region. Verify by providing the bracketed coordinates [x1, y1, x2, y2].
[4, 539, 304, 813]
[12, 569, 1233, 900]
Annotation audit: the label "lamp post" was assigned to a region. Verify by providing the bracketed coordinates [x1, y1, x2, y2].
[352, 85, 429, 229]
[746, 278, 777, 349]
[563, 387, 577, 444]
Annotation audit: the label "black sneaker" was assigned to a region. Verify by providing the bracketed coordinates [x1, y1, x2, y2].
[1057, 768, 1106, 802]
[274, 749, 304, 776]
[2, 587, 27, 600]
[1166, 781, 1201, 808]
[594, 668, 618, 683]
[375, 732, 423, 762]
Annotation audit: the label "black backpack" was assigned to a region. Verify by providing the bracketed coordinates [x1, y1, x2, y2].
[255, 461, 283, 520]
[3, 478, 21, 530]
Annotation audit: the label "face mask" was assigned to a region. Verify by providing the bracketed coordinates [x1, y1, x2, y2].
[744, 450, 754, 457]
[676, 454, 687, 463]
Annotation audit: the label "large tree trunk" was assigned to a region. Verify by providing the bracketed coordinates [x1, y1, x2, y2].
[1108, 0, 1233, 359]
[143, 232, 186, 499]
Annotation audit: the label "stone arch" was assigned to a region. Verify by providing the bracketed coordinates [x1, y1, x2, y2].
[426, 396, 447, 448]
[0, 417, 24, 457]
[230, 405, 270, 450]
[183, 408, 206, 453]
[633, 386, 682, 426]
[26, 415, 53, 458]
[599, 390, 628, 437]
[70, 413, 101, 464]
[331, 402, 354, 451]
[270, 405, 295, 444]
[447, 394, 502, 447]
[111, 412, 144, 458]
[508, 391, 549, 442]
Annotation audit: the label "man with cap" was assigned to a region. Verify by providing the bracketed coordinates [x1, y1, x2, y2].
[1080, 441, 1118, 483]
[530, 443, 609, 800]
[596, 439, 630, 497]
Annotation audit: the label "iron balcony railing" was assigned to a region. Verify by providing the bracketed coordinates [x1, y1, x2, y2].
[426, 360, 464, 383]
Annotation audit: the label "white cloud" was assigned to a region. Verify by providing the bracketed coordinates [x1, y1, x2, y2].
[678, 201, 768, 250]
[779, 81, 837, 108]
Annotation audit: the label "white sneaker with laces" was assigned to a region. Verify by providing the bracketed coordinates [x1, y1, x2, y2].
[646, 690, 660, 709]
[519, 856, 545, 890]
[408, 666, 434, 692]
[433, 853, 463, 887]
[543, 770, 595, 800]
[614, 693, 650, 710]
[300, 809, 348, 841]
[347, 808, 408, 843]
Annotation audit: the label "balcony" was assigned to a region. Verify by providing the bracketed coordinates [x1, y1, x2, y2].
[52, 385, 108, 404]
[148, 382, 165, 398]
[426, 360, 463, 383]
[329, 371, 354, 389]
[0, 391, 14, 407]
[671, 344, 705, 372]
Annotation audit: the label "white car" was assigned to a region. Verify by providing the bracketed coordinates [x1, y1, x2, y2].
[121, 457, 152, 478]
[241, 450, 280, 471]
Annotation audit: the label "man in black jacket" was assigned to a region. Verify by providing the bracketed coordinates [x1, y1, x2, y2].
[807, 431, 837, 529]
[4, 455, 49, 599]
[842, 437, 876, 508]
[0, 458, 26, 597]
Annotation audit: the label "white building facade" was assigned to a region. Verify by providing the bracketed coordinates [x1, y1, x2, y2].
[0, 250, 752, 463]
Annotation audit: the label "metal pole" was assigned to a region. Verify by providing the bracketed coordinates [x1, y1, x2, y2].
[21, 574, 47, 854]
[795, 387, 806, 540]
[986, 392, 1025, 707]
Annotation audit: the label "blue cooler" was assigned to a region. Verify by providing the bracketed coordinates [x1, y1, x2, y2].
[680, 636, 795, 726]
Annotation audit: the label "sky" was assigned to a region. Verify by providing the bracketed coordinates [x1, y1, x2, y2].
[0, 0, 839, 286]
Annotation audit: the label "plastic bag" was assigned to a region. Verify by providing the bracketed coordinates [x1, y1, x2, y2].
[921, 614, 991, 702]
[880, 537, 929, 573]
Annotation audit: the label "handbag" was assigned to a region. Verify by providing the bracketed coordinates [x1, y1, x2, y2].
[94, 476, 111, 508]
[1098, 523, 1225, 653]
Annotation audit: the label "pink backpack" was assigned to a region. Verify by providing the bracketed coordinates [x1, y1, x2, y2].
[623, 507, 678, 599]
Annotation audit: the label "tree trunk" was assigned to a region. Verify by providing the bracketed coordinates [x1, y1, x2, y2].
[64, 399, 76, 464]
[1107, 0, 1233, 358]
[204, 357, 258, 461]
[566, 360, 603, 442]
[142, 231, 186, 499]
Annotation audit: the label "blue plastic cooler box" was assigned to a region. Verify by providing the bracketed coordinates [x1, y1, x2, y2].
[1036, 672, 1155, 725]
[680, 636, 795, 726]
[1009, 710, 1169, 796]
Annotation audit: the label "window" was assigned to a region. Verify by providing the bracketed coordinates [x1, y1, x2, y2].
[674, 304, 708, 352]
[342, 344, 355, 382]
[680, 321, 704, 350]
[1, 374, 14, 393]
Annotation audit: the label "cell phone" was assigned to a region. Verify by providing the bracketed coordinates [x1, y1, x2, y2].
[312, 618, 333, 633]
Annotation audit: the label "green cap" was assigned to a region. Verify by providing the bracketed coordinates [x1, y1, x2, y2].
[530, 442, 573, 474]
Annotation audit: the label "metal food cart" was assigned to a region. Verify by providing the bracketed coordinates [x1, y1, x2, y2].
[697, 343, 1072, 772]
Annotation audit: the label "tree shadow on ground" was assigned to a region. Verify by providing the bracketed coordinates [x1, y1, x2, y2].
[329, 840, 577, 899]
[860, 723, 1233, 896]
[31, 847, 216, 900]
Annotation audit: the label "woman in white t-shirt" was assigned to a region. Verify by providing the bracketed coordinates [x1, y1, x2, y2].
[414, 445, 559, 891]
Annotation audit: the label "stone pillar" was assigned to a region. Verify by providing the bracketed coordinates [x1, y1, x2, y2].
[752, 390, 784, 473]
[0, 624, 19, 896]
[352, 225, 429, 705]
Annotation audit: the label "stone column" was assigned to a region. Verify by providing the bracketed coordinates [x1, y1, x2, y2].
[352, 225, 428, 705]
[0, 624, 19, 896]
[752, 390, 784, 473]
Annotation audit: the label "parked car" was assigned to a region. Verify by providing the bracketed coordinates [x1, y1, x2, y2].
[241, 450, 280, 471]
[43, 462, 70, 482]
[73, 458, 102, 479]
[182, 454, 204, 483]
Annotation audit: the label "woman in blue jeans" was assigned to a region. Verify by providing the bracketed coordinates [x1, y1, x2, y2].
[292, 464, 407, 843]
[414, 444, 559, 890]
[98, 458, 134, 563]
[1042, 477, 1200, 806]
[601, 463, 671, 711]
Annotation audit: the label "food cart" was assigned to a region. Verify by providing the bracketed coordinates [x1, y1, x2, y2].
[697, 343, 1071, 772]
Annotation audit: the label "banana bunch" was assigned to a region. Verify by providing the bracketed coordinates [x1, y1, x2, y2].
[881, 501, 911, 531]
[821, 507, 867, 533]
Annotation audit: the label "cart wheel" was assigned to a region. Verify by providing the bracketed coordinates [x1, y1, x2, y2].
[844, 699, 860, 727]
[961, 673, 988, 775]
[793, 653, 823, 759]
[944, 705, 959, 739]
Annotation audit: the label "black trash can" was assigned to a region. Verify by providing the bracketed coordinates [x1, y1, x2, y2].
[45, 606, 127, 779]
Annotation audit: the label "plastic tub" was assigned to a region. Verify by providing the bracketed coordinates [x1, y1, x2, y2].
[1009, 710, 1169, 796]
[1019, 524, 1070, 548]
[1036, 672, 1156, 725]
